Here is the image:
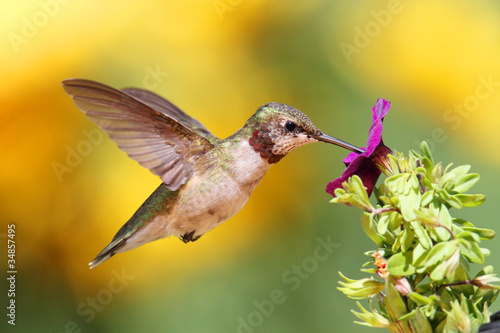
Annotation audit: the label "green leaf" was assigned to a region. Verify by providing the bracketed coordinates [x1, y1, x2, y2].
[350, 175, 371, 207]
[348, 194, 368, 209]
[410, 174, 420, 190]
[410, 308, 433, 333]
[400, 158, 411, 174]
[421, 190, 434, 207]
[352, 301, 390, 328]
[384, 280, 408, 321]
[439, 204, 452, 228]
[454, 194, 486, 207]
[439, 172, 458, 192]
[415, 283, 431, 294]
[453, 173, 480, 193]
[448, 165, 471, 183]
[397, 310, 416, 322]
[412, 242, 429, 267]
[451, 223, 464, 236]
[444, 299, 471, 333]
[421, 241, 458, 269]
[428, 226, 452, 243]
[420, 141, 434, 165]
[421, 157, 433, 178]
[338, 272, 385, 299]
[456, 230, 480, 243]
[331, 180, 372, 210]
[420, 204, 453, 242]
[399, 187, 421, 221]
[386, 174, 406, 193]
[338, 271, 357, 283]
[437, 189, 463, 209]
[421, 177, 434, 190]
[409, 292, 432, 306]
[414, 272, 427, 286]
[415, 208, 440, 227]
[480, 290, 500, 307]
[482, 247, 491, 259]
[379, 231, 394, 244]
[390, 196, 400, 207]
[411, 221, 432, 250]
[401, 225, 415, 253]
[388, 211, 403, 231]
[332, 188, 346, 197]
[386, 252, 416, 276]
[434, 318, 446, 332]
[362, 261, 373, 268]
[416, 166, 427, 175]
[471, 319, 482, 333]
[388, 154, 400, 176]
[468, 228, 495, 241]
[398, 175, 408, 194]
[475, 265, 495, 277]
[392, 230, 404, 253]
[438, 165, 470, 192]
[453, 218, 475, 228]
[459, 240, 485, 264]
[461, 226, 495, 240]
[430, 248, 459, 281]
[377, 214, 390, 235]
[431, 163, 444, 182]
[448, 195, 463, 209]
[361, 212, 383, 247]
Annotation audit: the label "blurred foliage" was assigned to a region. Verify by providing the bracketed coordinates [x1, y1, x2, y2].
[335, 142, 499, 332]
[1, 0, 500, 332]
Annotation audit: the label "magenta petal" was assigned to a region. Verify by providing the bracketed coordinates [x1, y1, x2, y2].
[366, 99, 391, 155]
[343, 149, 364, 165]
[365, 121, 383, 155]
[326, 154, 381, 197]
[326, 98, 392, 198]
[371, 98, 391, 123]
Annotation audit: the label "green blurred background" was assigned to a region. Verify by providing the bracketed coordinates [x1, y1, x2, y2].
[2, 0, 500, 332]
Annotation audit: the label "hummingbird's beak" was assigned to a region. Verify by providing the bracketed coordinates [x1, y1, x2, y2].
[312, 133, 364, 154]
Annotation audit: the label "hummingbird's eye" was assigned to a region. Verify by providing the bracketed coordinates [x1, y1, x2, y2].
[284, 121, 296, 132]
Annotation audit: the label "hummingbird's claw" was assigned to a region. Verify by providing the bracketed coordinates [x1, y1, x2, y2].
[181, 231, 201, 243]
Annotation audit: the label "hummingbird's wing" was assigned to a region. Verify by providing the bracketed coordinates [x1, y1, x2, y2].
[62, 79, 215, 191]
[121, 88, 219, 144]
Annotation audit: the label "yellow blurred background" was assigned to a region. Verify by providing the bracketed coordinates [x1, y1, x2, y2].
[1, 0, 500, 332]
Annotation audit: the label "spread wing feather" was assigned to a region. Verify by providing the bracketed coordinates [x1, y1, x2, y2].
[62, 79, 215, 191]
[122, 88, 218, 142]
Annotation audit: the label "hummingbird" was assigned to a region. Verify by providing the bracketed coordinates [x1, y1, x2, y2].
[62, 79, 363, 268]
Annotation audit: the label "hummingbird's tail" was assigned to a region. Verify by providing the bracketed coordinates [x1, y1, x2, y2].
[88, 183, 177, 269]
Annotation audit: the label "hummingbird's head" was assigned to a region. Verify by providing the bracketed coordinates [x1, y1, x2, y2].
[247, 103, 362, 164]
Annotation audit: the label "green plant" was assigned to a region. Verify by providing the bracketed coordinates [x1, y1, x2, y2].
[334, 142, 499, 332]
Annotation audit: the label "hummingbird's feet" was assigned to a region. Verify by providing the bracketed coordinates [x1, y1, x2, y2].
[181, 231, 201, 243]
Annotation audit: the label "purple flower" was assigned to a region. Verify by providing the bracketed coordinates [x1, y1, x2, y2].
[326, 98, 393, 197]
